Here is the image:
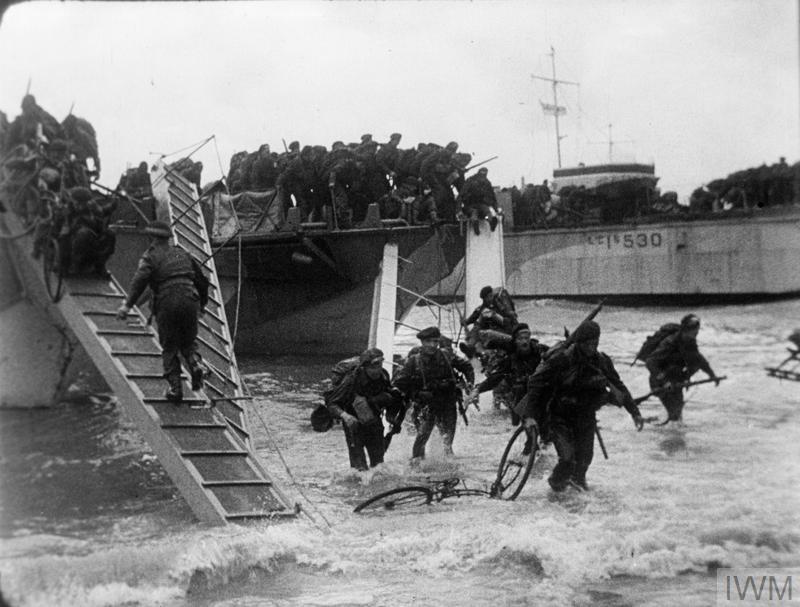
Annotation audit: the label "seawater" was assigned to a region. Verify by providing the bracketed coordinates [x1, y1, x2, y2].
[1, 300, 798, 607]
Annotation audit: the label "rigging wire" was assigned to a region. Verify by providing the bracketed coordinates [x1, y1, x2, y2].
[245, 385, 334, 532]
[212, 134, 228, 185]
[150, 135, 215, 191]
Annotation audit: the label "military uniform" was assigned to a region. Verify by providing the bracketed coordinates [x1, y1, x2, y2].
[459, 168, 499, 234]
[66, 187, 118, 276]
[644, 314, 718, 422]
[393, 327, 474, 459]
[515, 321, 642, 491]
[460, 286, 518, 359]
[473, 323, 549, 421]
[119, 222, 208, 402]
[325, 348, 402, 471]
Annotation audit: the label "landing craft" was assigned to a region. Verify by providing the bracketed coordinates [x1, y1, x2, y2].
[0, 150, 295, 524]
[494, 47, 800, 304]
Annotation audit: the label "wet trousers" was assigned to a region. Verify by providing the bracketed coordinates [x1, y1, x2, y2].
[649, 375, 685, 421]
[412, 396, 457, 458]
[548, 413, 596, 490]
[156, 292, 201, 390]
[342, 420, 384, 471]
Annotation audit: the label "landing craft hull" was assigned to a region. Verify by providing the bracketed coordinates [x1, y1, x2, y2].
[503, 206, 800, 303]
[213, 225, 466, 355]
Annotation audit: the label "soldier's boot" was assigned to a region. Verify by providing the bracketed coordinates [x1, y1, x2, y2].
[165, 377, 183, 403]
[190, 365, 204, 392]
[569, 473, 589, 491]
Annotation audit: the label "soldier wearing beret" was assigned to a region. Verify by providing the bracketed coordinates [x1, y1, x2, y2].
[393, 326, 475, 462]
[325, 347, 404, 471]
[515, 320, 644, 491]
[117, 221, 209, 403]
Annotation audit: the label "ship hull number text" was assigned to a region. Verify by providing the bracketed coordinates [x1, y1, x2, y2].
[586, 232, 663, 249]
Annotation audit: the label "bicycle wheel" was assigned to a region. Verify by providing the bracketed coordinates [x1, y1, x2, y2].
[491, 425, 538, 500]
[353, 486, 434, 513]
[42, 237, 64, 303]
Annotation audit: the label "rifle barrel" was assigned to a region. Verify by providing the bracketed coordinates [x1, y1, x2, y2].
[464, 155, 499, 172]
[634, 375, 727, 404]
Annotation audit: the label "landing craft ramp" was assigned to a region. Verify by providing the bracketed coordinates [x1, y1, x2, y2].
[1, 161, 295, 525]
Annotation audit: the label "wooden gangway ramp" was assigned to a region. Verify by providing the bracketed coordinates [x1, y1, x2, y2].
[4, 161, 295, 525]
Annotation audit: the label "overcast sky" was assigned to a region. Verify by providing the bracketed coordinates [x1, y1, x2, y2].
[0, 0, 797, 200]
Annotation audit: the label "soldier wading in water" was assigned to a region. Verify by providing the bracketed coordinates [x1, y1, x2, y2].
[393, 326, 474, 463]
[515, 320, 644, 491]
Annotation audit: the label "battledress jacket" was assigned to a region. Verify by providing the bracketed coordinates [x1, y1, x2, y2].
[393, 347, 475, 398]
[477, 339, 549, 395]
[644, 333, 714, 380]
[124, 244, 208, 313]
[514, 344, 640, 422]
[325, 367, 394, 420]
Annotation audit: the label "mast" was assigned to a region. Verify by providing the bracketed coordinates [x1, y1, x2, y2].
[532, 46, 578, 168]
[589, 123, 634, 163]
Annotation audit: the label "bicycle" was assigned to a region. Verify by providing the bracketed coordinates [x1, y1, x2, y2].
[489, 424, 540, 500]
[42, 234, 65, 303]
[353, 477, 490, 513]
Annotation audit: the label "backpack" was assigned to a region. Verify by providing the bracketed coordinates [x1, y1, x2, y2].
[636, 323, 681, 361]
[491, 287, 516, 316]
[315, 355, 361, 432]
[328, 355, 361, 388]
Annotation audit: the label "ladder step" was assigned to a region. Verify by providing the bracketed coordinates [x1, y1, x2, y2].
[97, 329, 154, 336]
[84, 310, 132, 317]
[113, 351, 161, 358]
[144, 397, 207, 404]
[225, 511, 295, 521]
[126, 372, 184, 379]
[70, 291, 125, 298]
[202, 480, 272, 487]
[161, 423, 228, 429]
[182, 450, 249, 456]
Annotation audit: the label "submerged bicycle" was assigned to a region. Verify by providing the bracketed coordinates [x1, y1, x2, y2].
[353, 477, 490, 513]
[353, 425, 542, 513]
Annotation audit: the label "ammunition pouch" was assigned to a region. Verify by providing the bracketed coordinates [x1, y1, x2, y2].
[416, 390, 434, 403]
[428, 378, 456, 391]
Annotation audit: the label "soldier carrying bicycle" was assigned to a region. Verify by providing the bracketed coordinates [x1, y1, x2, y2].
[514, 320, 644, 492]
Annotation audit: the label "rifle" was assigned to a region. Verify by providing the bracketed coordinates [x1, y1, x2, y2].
[282, 138, 289, 153]
[546, 299, 605, 356]
[383, 398, 408, 450]
[595, 424, 609, 459]
[464, 156, 499, 173]
[633, 375, 727, 405]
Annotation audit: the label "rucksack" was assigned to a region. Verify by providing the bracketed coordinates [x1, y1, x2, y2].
[636, 323, 681, 361]
[491, 287, 516, 316]
[328, 355, 360, 388]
